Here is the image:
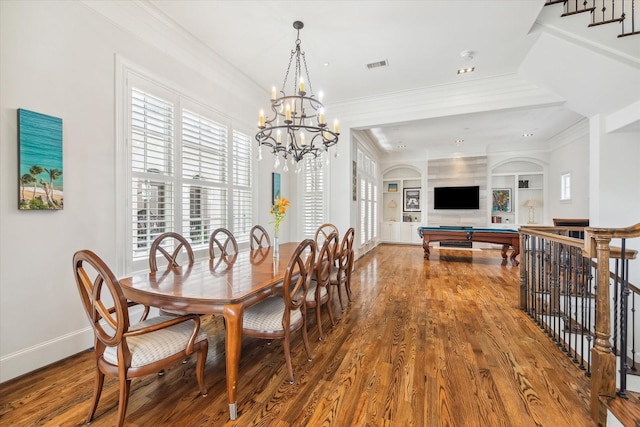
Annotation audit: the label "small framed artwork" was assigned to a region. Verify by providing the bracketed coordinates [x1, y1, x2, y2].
[388, 183, 398, 192]
[272, 172, 281, 204]
[352, 160, 357, 201]
[492, 188, 512, 212]
[18, 109, 64, 210]
[403, 187, 421, 212]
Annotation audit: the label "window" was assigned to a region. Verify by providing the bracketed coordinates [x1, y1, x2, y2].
[122, 71, 252, 272]
[561, 173, 571, 201]
[356, 148, 377, 248]
[302, 158, 325, 238]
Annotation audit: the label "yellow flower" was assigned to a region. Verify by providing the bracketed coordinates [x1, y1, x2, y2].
[270, 197, 289, 236]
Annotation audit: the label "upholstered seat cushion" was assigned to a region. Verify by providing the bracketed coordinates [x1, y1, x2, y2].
[243, 297, 302, 333]
[329, 266, 341, 282]
[103, 316, 207, 367]
[305, 281, 327, 302]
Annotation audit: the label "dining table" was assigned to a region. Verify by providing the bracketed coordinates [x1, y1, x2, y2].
[119, 242, 303, 421]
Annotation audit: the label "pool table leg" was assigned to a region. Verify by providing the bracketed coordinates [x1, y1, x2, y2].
[510, 245, 520, 266]
[500, 244, 509, 263]
[423, 240, 430, 259]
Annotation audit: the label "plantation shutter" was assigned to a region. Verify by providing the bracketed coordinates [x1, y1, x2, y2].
[233, 130, 252, 243]
[303, 158, 324, 238]
[181, 109, 228, 247]
[130, 88, 175, 259]
[360, 178, 366, 245]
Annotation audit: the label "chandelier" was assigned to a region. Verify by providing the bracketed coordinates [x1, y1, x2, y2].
[255, 21, 339, 173]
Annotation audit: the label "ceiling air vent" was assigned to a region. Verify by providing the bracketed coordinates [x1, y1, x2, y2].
[366, 59, 389, 69]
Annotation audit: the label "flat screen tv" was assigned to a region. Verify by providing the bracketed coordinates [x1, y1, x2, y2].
[434, 186, 480, 210]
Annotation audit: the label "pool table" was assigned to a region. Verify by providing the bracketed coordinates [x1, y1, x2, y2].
[417, 226, 520, 265]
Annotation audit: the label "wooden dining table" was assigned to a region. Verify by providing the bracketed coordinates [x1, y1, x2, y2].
[119, 242, 302, 421]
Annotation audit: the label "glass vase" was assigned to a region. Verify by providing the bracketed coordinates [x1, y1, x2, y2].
[273, 230, 280, 258]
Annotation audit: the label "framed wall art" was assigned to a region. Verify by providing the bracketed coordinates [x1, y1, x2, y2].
[403, 187, 421, 212]
[272, 172, 281, 204]
[18, 109, 63, 210]
[492, 188, 512, 213]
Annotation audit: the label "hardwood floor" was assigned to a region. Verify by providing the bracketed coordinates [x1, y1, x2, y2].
[0, 245, 596, 426]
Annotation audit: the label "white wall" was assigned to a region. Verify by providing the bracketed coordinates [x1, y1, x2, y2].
[0, 1, 267, 382]
[548, 120, 590, 219]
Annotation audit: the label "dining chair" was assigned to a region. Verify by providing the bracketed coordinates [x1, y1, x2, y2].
[209, 228, 238, 258]
[343, 227, 356, 302]
[314, 223, 338, 248]
[242, 239, 316, 384]
[149, 232, 194, 272]
[73, 250, 208, 427]
[149, 232, 195, 317]
[331, 227, 355, 312]
[250, 224, 271, 249]
[307, 231, 338, 341]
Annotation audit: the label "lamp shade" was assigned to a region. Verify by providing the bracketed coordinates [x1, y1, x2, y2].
[523, 199, 540, 207]
[388, 200, 397, 208]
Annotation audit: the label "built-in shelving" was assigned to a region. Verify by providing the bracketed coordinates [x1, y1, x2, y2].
[490, 161, 545, 226]
[381, 167, 423, 244]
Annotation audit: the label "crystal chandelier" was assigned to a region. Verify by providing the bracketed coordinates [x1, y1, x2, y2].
[255, 21, 339, 173]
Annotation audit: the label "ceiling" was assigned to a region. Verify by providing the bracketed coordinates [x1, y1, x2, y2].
[145, 0, 605, 156]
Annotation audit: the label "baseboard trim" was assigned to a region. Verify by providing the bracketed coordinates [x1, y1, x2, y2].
[0, 327, 94, 384]
[1, 305, 153, 384]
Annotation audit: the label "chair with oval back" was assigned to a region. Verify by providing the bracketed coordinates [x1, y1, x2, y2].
[330, 227, 355, 312]
[307, 231, 339, 341]
[242, 239, 316, 383]
[250, 224, 271, 249]
[73, 250, 208, 427]
[149, 232, 195, 272]
[149, 232, 195, 317]
[209, 228, 238, 259]
[314, 223, 338, 247]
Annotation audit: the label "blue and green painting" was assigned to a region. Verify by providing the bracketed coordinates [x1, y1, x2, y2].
[18, 109, 63, 210]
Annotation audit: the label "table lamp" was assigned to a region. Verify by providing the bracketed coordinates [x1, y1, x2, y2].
[388, 199, 397, 221]
[523, 199, 539, 224]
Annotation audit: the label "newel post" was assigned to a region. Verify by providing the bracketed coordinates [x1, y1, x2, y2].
[590, 233, 617, 426]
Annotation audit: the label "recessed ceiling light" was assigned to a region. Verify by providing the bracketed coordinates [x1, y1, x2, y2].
[397, 144, 407, 149]
[522, 133, 534, 137]
[323, 62, 330, 67]
[457, 67, 475, 74]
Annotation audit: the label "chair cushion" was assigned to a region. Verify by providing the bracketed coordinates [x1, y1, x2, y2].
[103, 316, 207, 368]
[243, 297, 302, 333]
[305, 281, 327, 302]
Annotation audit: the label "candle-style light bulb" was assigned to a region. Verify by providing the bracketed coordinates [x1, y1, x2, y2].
[318, 91, 324, 103]
[318, 108, 325, 125]
[271, 86, 276, 100]
[333, 119, 339, 134]
[299, 77, 305, 93]
[259, 110, 265, 127]
[276, 130, 282, 144]
[300, 132, 306, 146]
[285, 104, 291, 121]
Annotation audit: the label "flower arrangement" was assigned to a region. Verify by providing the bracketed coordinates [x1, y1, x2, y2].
[270, 197, 290, 237]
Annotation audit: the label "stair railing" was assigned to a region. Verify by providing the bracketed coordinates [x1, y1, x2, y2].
[519, 223, 639, 426]
[545, 0, 640, 37]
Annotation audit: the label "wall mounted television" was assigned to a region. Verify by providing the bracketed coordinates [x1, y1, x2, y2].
[433, 185, 480, 210]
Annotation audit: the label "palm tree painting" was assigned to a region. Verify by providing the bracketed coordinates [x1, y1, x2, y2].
[18, 109, 63, 210]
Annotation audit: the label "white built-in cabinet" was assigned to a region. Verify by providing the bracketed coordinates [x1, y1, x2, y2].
[490, 161, 544, 226]
[381, 167, 423, 244]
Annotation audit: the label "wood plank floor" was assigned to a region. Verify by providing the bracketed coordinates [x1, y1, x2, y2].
[0, 245, 596, 426]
